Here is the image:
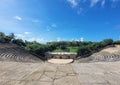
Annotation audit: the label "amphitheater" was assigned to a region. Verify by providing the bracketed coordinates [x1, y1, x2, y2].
[1, 43, 120, 85]
[77, 45, 120, 63]
[0, 43, 42, 62]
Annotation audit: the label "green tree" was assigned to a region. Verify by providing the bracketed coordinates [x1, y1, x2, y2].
[77, 46, 92, 57]
[4, 36, 12, 43]
[13, 39, 26, 47]
[0, 32, 5, 42]
[113, 40, 120, 45]
[101, 39, 113, 46]
[9, 33, 15, 41]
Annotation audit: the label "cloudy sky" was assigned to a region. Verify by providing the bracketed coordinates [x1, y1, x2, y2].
[0, 0, 120, 43]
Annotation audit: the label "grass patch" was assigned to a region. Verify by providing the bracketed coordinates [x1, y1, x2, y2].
[53, 47, 78, 52]
[68, 47, 78, 52]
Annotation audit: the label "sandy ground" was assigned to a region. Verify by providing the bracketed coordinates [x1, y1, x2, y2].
[0, 61, 120, 85]
[47, 59, 73, 64]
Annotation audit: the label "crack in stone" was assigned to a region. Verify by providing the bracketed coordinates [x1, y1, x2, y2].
[1, 61, 119, 85]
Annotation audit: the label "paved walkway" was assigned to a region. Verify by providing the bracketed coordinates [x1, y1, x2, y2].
[72, 62, 120, 85]
[0, 61, 120, 85]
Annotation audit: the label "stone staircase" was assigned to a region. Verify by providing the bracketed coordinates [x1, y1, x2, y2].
[77, 45, 120, 63]
[90, 52, 120, 62]
[0, 43, 42, 63]
[89, 45, 120, 62]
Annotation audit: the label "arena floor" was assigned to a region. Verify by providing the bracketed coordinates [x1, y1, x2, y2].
[0, 61, 120, 85]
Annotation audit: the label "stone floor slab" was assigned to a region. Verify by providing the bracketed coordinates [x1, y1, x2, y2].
[0, 61, 120, 85]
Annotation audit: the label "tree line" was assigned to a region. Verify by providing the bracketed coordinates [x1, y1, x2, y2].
[0, 32, 120, 58]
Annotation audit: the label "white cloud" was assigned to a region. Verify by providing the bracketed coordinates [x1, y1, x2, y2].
[67, 0, 78, 7]
[80, 37, 84, 42]
[14, 16, 22, 21]
[15, 33, 46, 43]
[24, 32, 31, 35]
[90, 0, 100, 7]
[15, 34, 25, 39]
[66, 0, 120, 15]
[71, 38, 80, 41]
[27, 37, 45, 43]
[101, 0, 105, 7]
[57, 37, 61, 42]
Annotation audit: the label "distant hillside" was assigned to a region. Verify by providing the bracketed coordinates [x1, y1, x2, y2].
[0, 43, 42, 63]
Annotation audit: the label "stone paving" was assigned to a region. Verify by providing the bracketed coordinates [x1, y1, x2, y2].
[72, 62, 120, 85]
[0, 61, 120, 85]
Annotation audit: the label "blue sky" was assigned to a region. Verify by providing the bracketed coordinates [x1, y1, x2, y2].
[0, 0, 120, 43]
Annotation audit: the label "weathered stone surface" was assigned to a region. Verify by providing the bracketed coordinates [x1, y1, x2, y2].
[54, 76, 80, 85]
[0, 43, 43, 62]
[72, 62, 120, 85]
[0, 61, 120, 85]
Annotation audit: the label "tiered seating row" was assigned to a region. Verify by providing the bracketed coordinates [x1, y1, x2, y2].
[0, 44, 42, 62]
[90, 52, 120, 62]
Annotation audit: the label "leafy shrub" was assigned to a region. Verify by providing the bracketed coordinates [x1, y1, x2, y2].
[13, 39, 26, 47]
[113, 40, 120, 45]
[77, 46, 92, 57]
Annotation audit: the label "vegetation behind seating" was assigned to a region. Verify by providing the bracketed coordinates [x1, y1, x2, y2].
[0, 32, 120, 58]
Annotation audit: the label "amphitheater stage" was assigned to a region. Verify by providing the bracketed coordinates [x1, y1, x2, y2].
[0, 61, 120, 85]
[47, 59, 74, 64]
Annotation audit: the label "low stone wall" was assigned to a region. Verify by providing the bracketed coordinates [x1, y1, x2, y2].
[45, 52, 77, 59]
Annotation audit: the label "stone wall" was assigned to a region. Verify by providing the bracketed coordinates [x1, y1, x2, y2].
[45, 52, 77, 59]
